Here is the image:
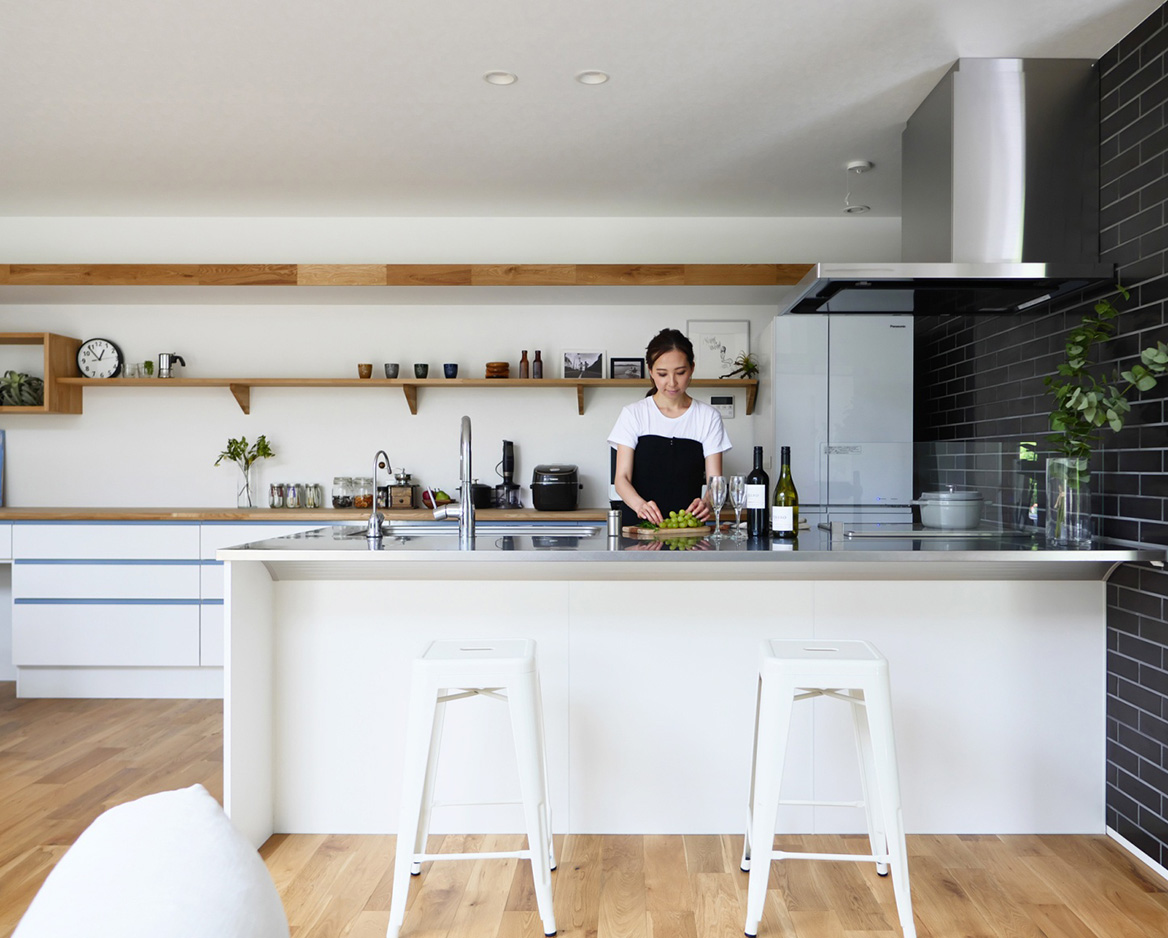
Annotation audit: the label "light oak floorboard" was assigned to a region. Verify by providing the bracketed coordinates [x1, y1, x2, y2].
[3, 684, 1168, 938]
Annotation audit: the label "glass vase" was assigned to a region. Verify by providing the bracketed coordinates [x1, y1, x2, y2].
[237, 464, 255, 508]
[1045, 457, 1091, 548]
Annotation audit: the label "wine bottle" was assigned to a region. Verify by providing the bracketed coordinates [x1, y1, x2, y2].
[772, 445, 799, 539]
[745, 445, 770, 539]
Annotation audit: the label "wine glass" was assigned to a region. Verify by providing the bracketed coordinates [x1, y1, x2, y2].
[707, 475, 728, 540]
[729, 475, 747, 539]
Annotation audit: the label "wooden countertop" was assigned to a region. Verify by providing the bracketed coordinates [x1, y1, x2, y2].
[0, 507, 608, 522]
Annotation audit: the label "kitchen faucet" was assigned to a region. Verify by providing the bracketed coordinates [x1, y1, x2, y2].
[366, 449, 392, 546]
[433, 415, 475, 548]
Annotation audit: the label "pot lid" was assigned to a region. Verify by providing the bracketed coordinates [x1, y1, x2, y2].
[919, 487, 983, 502]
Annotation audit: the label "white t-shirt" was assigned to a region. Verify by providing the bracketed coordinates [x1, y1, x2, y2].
[607, 396, 732, 457]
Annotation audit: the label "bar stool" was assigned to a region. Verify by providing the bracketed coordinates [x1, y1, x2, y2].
[740, 639, 915, 938]
[386, 639, 556, 938]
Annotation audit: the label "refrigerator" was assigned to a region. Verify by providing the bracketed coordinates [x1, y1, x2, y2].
[761, 314, 914, 525]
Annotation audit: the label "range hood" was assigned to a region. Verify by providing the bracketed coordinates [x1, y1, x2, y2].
[781, 58, 1114, 315]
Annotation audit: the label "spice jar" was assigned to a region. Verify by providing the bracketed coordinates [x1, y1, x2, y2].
[305, 483, 323, 509]
[284, 482, 302, 510]
[353, 477, 374, 510]
[332, 476, 354, 509]
[269, 483, 285, 508]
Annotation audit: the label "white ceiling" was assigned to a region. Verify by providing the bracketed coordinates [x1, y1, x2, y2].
[1, 0, 1160, 218]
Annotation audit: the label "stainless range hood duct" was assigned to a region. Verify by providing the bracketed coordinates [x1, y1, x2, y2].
[781, 58, 1114, 315]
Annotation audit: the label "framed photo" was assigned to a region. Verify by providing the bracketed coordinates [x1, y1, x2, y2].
[563, 350, 605, 379]
[687, 319, 750, 378]
[609, 357, 645, 379]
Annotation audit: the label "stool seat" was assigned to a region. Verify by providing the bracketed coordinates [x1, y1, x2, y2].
[742, 639, 915, 938]
[387, 639, 556, 938]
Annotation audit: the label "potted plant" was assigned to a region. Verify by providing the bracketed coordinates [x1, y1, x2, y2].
[1044, 285, 1168, 545]
[216, 435, 275, 508]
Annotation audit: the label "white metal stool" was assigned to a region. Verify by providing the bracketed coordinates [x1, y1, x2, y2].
[386, 639, 556, 938]
[741, 639, 915, 938]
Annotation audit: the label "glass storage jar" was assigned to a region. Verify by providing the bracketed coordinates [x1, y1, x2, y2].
[353, 477, 374, 510]
[332, 476, 354, 509]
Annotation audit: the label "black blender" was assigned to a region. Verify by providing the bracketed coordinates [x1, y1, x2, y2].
[495, 440, 522, 508]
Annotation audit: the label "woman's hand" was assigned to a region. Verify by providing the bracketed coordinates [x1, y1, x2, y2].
[637, 500, 664, 525]
[686, 497, 712, 522]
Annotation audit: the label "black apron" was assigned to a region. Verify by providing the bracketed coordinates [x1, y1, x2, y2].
[622, 434, 706, 527]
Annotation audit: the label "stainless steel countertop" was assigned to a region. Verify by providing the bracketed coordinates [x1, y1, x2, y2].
[216, 522, 1166, 582]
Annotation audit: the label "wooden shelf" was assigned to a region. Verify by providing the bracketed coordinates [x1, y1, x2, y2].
[0, 333, 82, 414]
[0, 263, 810, 288]
[55, 376, 760, 416]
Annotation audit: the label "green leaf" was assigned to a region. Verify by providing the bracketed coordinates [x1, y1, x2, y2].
[1137, 374, 1158, 391]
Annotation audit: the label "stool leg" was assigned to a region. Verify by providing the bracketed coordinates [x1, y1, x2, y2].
[740, 674, 763, 873]
[534, 670, 557, 871]
[508, 675, 557, 936]
[412, 690, 449, 875]
[745, 676, 795, 938]
[865, 682, 915, 938]
[850, 690, 889, 876]
[387, 676, 440, 938]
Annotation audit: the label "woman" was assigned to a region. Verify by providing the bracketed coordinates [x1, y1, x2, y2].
[608, 328, 731, 527]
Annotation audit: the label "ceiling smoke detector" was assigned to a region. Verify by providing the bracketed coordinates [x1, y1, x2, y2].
[483, 71, 518, 85]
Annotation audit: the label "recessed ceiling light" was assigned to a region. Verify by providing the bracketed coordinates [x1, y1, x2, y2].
[483, 71, 518, 85]
[844, 204, 871, 214]
[575, 70, 609, 85]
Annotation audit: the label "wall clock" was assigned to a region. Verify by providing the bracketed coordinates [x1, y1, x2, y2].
[76, 337, 124, 379]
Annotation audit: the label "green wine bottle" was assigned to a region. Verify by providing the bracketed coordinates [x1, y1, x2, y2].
[771, 445, 799, 539]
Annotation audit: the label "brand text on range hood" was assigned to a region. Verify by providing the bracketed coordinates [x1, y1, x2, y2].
[782, 59, 1113, 315]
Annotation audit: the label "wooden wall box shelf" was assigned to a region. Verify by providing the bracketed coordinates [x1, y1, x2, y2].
[55, 375, 759, 415]
[0, 332, 82, 414]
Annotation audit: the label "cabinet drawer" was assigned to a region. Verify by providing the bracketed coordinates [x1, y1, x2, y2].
[12, 602, 200, 666]
[201, 602, 224, 667]
[13, 561, 201, 599]
[14, 523, 200, 559]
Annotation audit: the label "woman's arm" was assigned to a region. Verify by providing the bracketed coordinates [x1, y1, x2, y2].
[613, 444, 664, 524]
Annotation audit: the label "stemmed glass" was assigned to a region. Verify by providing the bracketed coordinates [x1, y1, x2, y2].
[729, 475, 747, 539]
[707, 475, 728, 540]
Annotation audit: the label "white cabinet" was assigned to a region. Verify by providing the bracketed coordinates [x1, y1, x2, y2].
[198, 522, 326, 667]
[0, 523, 12, 561]
[12, 523, 203, 678]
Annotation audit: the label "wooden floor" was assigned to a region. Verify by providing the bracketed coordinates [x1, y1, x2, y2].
[2, 683, 1167, 938]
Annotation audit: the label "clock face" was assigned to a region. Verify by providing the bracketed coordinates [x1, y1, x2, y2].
[77, 338, 124, 379]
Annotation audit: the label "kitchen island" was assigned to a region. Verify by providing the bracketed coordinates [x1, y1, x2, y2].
[219, 524, 1162, 848]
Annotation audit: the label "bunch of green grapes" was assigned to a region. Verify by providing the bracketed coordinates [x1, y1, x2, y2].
[659, 509, 702, 529]
[661, 536, 701, 550]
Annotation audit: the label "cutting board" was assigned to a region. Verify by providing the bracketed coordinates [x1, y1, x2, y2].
[622, 525, 714, 539]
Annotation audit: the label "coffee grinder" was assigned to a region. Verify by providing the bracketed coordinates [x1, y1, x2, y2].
[495, 440, 521, 508]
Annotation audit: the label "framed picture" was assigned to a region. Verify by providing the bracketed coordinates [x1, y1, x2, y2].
[687, 319, 750, 378]
[563, 350, 605, 379]
[609, 357, 645, 379]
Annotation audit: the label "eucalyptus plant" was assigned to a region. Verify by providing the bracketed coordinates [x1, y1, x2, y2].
[1045, 285, 1168, 466]
[215, 434, 275, 470]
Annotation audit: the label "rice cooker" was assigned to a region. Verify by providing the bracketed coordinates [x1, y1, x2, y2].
[531, 464, 582, 511]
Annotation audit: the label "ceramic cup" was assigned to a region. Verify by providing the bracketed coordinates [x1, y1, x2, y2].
[384, 363, 399, 379]
[357, 363, 373, 379]
[443, 363, 458, 379]
[414, 363, 429, 378]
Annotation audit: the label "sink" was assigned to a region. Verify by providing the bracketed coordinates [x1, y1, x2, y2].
[338, 523, 603, 538]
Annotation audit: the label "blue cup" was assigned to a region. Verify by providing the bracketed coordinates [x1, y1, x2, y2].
[443, 363, 458, 379]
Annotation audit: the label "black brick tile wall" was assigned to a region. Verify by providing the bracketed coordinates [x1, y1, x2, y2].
[914, 5, 1168, 868]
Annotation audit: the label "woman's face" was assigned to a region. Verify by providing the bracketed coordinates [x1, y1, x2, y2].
[650, 348, 693, 401]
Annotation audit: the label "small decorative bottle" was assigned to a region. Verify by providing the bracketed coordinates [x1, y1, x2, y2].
[520, 350, 530, 378]
[532, 350, 543, 379]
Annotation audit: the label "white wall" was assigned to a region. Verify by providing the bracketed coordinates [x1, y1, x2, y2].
[0, 216, 901, 508]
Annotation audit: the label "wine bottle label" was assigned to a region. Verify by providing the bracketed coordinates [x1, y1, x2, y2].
[772, 506, 794, 532]
[746, 484, 766, 509]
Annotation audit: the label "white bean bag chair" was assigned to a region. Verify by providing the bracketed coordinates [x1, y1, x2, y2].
[14, 784, 289, 938]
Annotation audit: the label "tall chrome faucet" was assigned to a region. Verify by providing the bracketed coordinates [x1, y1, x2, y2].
[433, 415, 475, 548]
[366, 449, 392, 546]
